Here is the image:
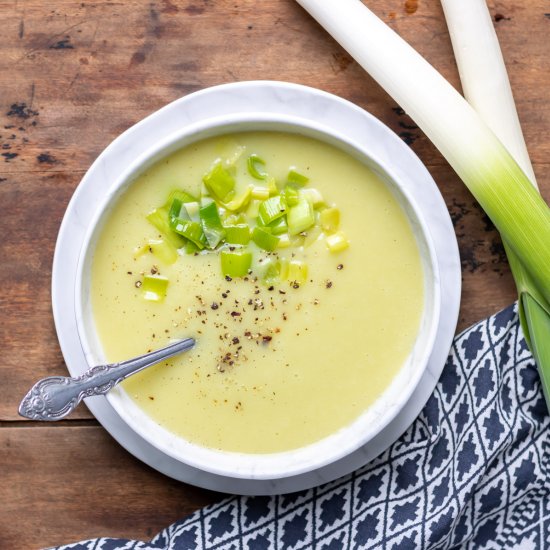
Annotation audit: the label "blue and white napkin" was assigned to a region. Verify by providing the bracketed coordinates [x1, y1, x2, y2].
[54, 304, 550, 549]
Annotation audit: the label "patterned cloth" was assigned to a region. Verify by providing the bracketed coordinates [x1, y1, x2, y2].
[54, 304, 550, 550]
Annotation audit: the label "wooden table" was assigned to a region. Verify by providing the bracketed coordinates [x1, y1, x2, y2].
[1, 1, 548, 547]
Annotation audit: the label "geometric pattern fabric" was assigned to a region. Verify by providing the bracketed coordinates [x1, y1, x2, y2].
[54, 304, 550, 549]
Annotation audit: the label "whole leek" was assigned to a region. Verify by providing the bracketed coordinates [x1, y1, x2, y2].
[440, 0, 537, 185]
[441, 0, 550, 404]
[295, 1, 550, 316]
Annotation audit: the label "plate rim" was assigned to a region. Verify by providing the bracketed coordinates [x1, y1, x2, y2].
[52, 80, 461, 495]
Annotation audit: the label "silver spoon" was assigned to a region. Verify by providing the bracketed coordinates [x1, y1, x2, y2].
[18, 338, 195, 421]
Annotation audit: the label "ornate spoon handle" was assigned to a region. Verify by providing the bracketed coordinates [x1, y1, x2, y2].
[18, 338, 195, 421]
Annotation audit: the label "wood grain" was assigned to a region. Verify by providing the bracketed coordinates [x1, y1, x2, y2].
[0, 0, 548, 547]
[0, 425, 220, 549]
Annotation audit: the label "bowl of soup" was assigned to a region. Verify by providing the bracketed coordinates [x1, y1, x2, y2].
[75, 110, 440, 480]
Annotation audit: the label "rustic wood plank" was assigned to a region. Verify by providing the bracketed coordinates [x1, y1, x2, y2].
[0, 425, 220, 549]
[0, 0, 548, 547]
[0, 171, 93, 421]
[0, 0, 547, 175]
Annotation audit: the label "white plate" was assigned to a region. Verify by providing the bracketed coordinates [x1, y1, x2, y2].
[52, 81, 461, 495]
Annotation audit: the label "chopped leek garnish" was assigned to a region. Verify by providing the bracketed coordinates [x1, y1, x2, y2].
[146, 207, 186, 249]
[326, 231, 349, 253]
[200, 181, 210, 198]
[247, 154, 268, 180]
[258, 195, 287, 226]
[185, 240, 199, 255]
[221, 249, 252, 277]
[287, 167, 309, 186]
[225, 224, 251, 245]
[279, 258, 290, 280]
[224, 213, 246, 225]
[277, 233, 304, 249]
[142, 274, 169, 302]
[276, 234, 292, 248]
[183, 201, 200, 222]
[262, 258, 289, 285]
[251, 186, 270, 200]
[287, 198, 315, 235]
[168, 191, 199, 224]
[283, 185, 299, 206]
[223, 185, 252, 212]
[201, 196, 215, 208]
[148, 239, 178, 264]
[143, 146, 350, 285]
[267, 177, 278, 197]
[133, 244, 149, 259]
[166, 191, 198, 228]
[172, 219, 207, 249]
[303, 225, 322, 247]
[268, 216, 288, 235]
[200, 202, 226, 249]
[165, 189, 197, 209]
[300, 188, 324, 208]
[252, 226, 280, 251]
[247, 199, 261, 218]
[262, 259, 279, 285]
[168, 197, 189, 224]
[320, 207, 340, 234]
[288, 260, 308, 284]
[203, 160, 236, 202]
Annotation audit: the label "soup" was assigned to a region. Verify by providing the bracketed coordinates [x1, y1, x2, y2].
[91, 131, 424, 454]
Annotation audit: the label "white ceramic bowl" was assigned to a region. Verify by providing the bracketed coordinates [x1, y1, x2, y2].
[74, 105, 441, 480]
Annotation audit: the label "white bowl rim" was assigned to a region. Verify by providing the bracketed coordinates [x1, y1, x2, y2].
[74, 110, 441, 480]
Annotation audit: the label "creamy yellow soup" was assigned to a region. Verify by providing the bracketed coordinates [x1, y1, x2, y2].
[91, 131, 424, 454]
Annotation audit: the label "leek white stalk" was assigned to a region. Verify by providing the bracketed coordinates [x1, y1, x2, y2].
[295, 0, 550, 308]
[441, 0, 550, 404]
[440, 0, 537, 186]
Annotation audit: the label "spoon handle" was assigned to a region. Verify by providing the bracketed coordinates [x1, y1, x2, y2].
[18, 338, 195, 421]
